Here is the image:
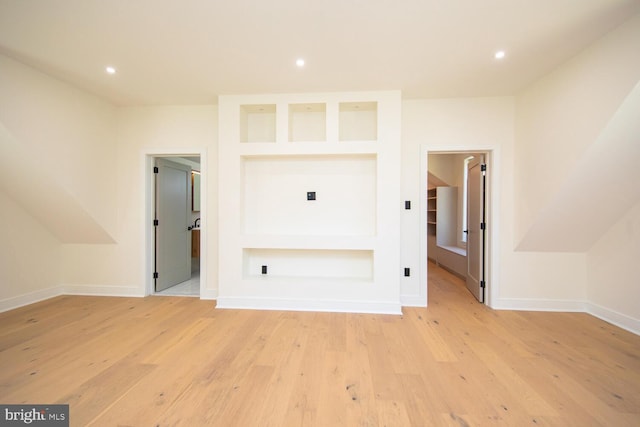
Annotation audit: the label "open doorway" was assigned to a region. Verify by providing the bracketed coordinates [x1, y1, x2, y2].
[427, 151, 489, 304]
[148, 155, 202, 297]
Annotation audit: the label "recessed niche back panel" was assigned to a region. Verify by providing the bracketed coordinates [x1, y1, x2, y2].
[244, 248, 373, 281]
[240, 104, 276, 143]
[339, 102, 377, 141]
[243, 155, 376, 236]
[289, 103, 327, 142]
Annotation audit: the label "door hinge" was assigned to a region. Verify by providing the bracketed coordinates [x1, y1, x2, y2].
[153, 166, 159, 174]
[153, 219, 159, 226]
[480, 280, 486, 289]
[480, 222, 486, 230]
[480, 164, 486, 172]
[153, 272, 159, 279]
[404, 267, 411, 277]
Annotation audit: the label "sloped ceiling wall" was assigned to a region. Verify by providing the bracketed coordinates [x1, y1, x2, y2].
[0, 54, 117, 244]
[0, 123, 115, 243]
[515, 13, 640, 252]
[517, 84, 640, 251]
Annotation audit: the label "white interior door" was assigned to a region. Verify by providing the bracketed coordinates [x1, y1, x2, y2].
[466, 156, 486, 302]
[155, 158, 192, 292]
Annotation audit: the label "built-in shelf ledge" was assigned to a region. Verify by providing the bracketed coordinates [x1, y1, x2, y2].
[437, 245, 467, 257]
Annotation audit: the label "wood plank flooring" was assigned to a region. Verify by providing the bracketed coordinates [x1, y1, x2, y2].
[1, 265, 639, 426]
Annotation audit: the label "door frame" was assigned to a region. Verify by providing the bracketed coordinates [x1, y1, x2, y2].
[143, 149, 208, 298]
[419, 145, 501, 307]
[154, 157, 193, 292]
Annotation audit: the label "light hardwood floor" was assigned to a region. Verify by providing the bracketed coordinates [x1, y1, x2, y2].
[1, 265, 639, 426]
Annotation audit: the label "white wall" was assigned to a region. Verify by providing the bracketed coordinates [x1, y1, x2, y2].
[0, 54, 116, 308]
[0, 192, 61, 310]
[508, 14, 640, 331]
[515, 13, 640, 248]
[61, 105, 218, 297]
[587, 200, 640, 333]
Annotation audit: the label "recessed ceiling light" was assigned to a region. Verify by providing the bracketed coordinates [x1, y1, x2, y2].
[295, 58, 305, 67]
[494, 50, 506, 60]
[105, 66, 116, 74]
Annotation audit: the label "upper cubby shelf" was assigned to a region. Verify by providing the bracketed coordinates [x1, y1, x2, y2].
[339, 102, 377, 142]
[238, 100, 379, 144]
[289, 103, 327, 142]
[240, 104, 276, 143]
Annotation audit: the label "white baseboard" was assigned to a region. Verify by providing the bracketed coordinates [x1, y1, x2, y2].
[0, 285, 146, 313]
[586, 302, 640, 335]
[491, 298, 587, 312]
[4, 288, 637, 335]
[216, 296, 402, 315]
[200, 288, 218, 300]
[0, 286, 64, 313]
[493, 298, 639, 336]
[62, 284, 145, 298]
[400, 294, 427, 307]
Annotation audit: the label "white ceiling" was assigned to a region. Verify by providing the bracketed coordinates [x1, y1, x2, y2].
[1, 0, 638, 106]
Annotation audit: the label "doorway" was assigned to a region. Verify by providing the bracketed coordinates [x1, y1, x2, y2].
[146, 154, 203, 297]
[425, 150, 490, 304]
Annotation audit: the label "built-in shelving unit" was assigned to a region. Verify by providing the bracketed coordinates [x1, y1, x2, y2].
[427, 187, 437, 261]
[218, 91, 401, 314]
[428, 186, 466, 278]
[427, 187, 437, 230]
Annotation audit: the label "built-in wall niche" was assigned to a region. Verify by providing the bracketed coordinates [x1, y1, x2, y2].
[339, 102, 377, 141]
[243, 248, 373, 281]
[240, 104, 276, 143]
[242, 154, 377, 236]
[288, 103, 327, 142]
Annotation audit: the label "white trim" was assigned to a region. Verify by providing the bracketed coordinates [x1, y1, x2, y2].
[200, 288, 218, 300]
[492, 298, 586, 312]
[586, 302, 640, 335]
[61, 285, 145, 298]
[216, 296, 402, 315]
[3, 289, 638, 336]
[0, 287, 63, 313]
[400, 295, 426, 307]
[0, 285, 143, 313]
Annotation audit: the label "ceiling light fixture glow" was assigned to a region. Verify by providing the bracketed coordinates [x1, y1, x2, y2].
[295, 58, 305, 67]
[494, 50, 506, 60]
[105, 66, 116, 74]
